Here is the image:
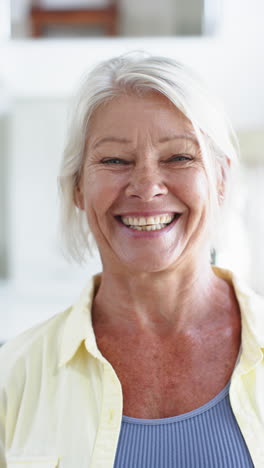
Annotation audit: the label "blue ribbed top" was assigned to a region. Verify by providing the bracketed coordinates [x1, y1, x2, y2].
[113, 382, 253, 467]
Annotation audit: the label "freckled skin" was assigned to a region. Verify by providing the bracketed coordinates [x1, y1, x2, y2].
[76, 92, 241, 418]
[77, 92, 209, 274]
[94, 300, 241, 418]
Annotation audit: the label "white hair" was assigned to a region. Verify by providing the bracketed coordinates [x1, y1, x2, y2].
[58, 51, 239, 263]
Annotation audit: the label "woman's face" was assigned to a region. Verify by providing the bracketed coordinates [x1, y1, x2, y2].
[76, 92, 212, 273]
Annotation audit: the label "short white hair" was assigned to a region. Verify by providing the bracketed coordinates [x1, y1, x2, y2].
[58, 51, 239, 263]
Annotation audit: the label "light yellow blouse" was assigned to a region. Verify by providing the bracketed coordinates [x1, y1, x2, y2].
[0, 267, 264, 468]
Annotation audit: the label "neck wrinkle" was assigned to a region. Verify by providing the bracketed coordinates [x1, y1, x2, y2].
[92, 262, 226, 335]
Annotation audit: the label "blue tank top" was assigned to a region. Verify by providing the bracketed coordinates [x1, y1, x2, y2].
[113, 382, 253, 467]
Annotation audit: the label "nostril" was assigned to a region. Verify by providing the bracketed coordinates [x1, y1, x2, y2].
[125, 180, 168, 200]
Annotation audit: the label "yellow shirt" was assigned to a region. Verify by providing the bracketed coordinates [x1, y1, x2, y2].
[0, 266, 264, 468]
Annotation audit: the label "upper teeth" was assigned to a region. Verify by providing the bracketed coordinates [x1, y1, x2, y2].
[121, 214, 175, 226]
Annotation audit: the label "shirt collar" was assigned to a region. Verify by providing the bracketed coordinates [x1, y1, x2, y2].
[58, 273, 103, 368]
[213, 266, 264, 373]
[58, 266, 264, 371]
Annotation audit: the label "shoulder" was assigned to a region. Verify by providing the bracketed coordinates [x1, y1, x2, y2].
[0, 306, 73, 388]
[213, 266, 264, 343]
[232, 273, 264, 315]
[0, 275, 100, 393]
[231, 271, 264, 346]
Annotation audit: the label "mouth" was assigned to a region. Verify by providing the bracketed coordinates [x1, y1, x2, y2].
[116, 213, 181, 231]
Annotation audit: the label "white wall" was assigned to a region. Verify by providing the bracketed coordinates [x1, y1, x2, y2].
[216, 0, 264, 129]
[1, 11, 264, 130]
[0, 115, 8, 278]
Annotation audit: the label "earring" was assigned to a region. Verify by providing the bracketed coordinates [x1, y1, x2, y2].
[210, 248, 216, 265]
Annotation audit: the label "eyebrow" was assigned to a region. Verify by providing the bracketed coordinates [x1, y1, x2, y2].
[93, 137, 131, 149]
[159, 134, 198, 144]
[93, 134, 198, 149]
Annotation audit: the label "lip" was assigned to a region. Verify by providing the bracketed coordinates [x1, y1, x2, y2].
[115, 213, 182, 238]
[115, 211, 178, 217]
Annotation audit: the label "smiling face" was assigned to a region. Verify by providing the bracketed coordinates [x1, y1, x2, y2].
[75, 92, 213, 274]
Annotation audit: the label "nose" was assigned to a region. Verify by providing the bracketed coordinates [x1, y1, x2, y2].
[125, 162, 168, 201]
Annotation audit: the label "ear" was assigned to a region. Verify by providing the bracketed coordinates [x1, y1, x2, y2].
[74, 182, 84, 211]
[218, 157, 231, 205]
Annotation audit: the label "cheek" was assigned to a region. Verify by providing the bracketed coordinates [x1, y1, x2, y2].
[171, 170, 209, 208]
[83, 170, 123, 219]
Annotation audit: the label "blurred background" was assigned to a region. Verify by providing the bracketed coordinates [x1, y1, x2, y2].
[0, 0, 263, 343]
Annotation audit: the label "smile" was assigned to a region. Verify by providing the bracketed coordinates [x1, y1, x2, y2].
[119, 213, 179, 231]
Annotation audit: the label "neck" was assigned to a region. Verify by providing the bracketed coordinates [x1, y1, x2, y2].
[92, 259, 233, 336]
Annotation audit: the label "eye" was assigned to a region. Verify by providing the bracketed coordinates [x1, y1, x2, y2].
[168, 154, 193, 162]
[101, 158, 129, 165]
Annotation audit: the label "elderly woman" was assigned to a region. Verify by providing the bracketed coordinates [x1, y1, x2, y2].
[0, 53, 263, 468]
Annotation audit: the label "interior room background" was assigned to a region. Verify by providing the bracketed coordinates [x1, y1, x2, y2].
[0, 0, 263, 343]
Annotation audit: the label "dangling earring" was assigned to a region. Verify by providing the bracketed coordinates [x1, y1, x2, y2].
[210, 248, 216, 265]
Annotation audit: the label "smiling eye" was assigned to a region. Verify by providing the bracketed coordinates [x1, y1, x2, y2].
[102, 158, 129, 165]
[169, 155, 193, 162]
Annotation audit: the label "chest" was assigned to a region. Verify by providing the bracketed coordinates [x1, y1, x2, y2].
[96, 331, 241, 419]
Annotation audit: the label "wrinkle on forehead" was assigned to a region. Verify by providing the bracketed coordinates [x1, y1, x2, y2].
[86, 92, 197, 153]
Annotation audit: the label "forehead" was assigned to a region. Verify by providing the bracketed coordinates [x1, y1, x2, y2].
[87, 92, 195, 147]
